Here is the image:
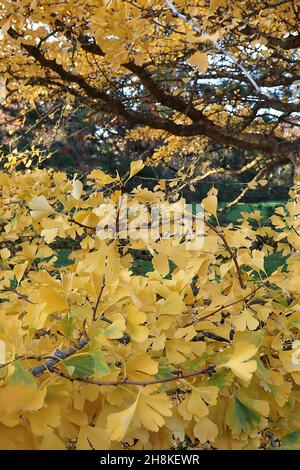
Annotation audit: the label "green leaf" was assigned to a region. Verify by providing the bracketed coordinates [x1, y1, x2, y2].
[63, 354, 95, 378]
[91, 351, 110, 377]
[255, 359, 272, 384]
[209, 369, 233, 388]
[274, 295, 289, 307]
[226, 396, 261, 435]
[155, 359, 174, 379]
[277, 430, 300, 450]
[10, 362, 36, 387]
[182, 355, 207, 372]
[60, 315, 75, 338]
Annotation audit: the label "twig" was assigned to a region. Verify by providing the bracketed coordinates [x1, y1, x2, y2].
[0, 354, 59, 369]
[292, 226, 300, 238]
[220, 168, 266, 212]
[205, 220, 246, 289]
[68, 218, 96, 231]
[50, 363, 216, 387]
[92, 271, 106, 321]
[189, 285, 263, 325]
[30, 263, 107, 375]
[0, 288, 34, 304]
[164, 0, 274, 99]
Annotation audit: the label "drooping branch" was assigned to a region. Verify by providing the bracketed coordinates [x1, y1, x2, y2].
[164, 0, 273, 98]
[220, 167, 267, 212]
[7, 27, 299, 159]
[190, 285, 264, 325]
[50, 363, 216, 387]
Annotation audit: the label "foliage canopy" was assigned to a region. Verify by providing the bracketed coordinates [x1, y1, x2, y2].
[0, 1, 300, 173]
[0, 165, 300, 449]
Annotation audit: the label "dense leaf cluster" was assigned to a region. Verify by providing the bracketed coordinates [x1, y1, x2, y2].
[0, 166, 299, 449]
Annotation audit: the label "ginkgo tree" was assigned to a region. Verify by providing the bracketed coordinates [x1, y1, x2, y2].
[0, 162, 300, 450]
[0, 0, 300, 184]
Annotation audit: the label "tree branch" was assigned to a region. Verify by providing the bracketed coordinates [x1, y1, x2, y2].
[205, 220, 246, 289]
[30, 336, 88, 377]
[7, 27, 297, 158]
[50, 363, 216, 386]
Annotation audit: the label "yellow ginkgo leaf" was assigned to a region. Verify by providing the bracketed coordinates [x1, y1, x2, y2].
[107, 398, 138, 441]
[232, 309, 259, 332]
[0, 340, 6, 367]
[0, 248, 10, 261]
[251, 250, 265, 272]
[239, 250, 265, 272]
[107, 390, 171, 440]
[159, 291, 186, 316]
[32, 287, 68, 314]
[88, 169, 119, 187]
[29, 405, 61, 436]
[137, 392, 172, 432]
[24, 303, 49, 330]
[104, 312, 126, 339]
[71, 178, 83, 200]
[41, 227, 59, 243]
[187, 390, 210, 418]
[202, 189, 218, 217]
[39, 432, 66, 450]
[152, 252, 169, 277]
[13, 261, 28, 283]
[76, 425, 111, 450]
[126, 305, 149, 343]
[210, 0, 227, 10]
[129, 160, 145, 179]
[194, 417, 218, 443]
[224, 341, 258, 382]
[180, 386, 218, 421]
[197, 386, 219, 406]
[188, 51, 209, 72]
[166, 339, 191, 364]
[127, 354, 158, 381]
[29, 196, 55, 218]
[0, 385, 46, 414]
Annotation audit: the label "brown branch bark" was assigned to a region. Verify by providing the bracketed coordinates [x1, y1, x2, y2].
[50, 363, 216, 386]
[7, 27, 299, 159]
[92, 272, 106, 321]
[220, 167, 267, 212]
[0, 288, 34, 304]
[190, 285, 263, 324]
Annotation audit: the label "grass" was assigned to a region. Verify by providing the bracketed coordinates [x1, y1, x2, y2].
[219, 201, 286, 274]
[219, 201, 283, 225]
